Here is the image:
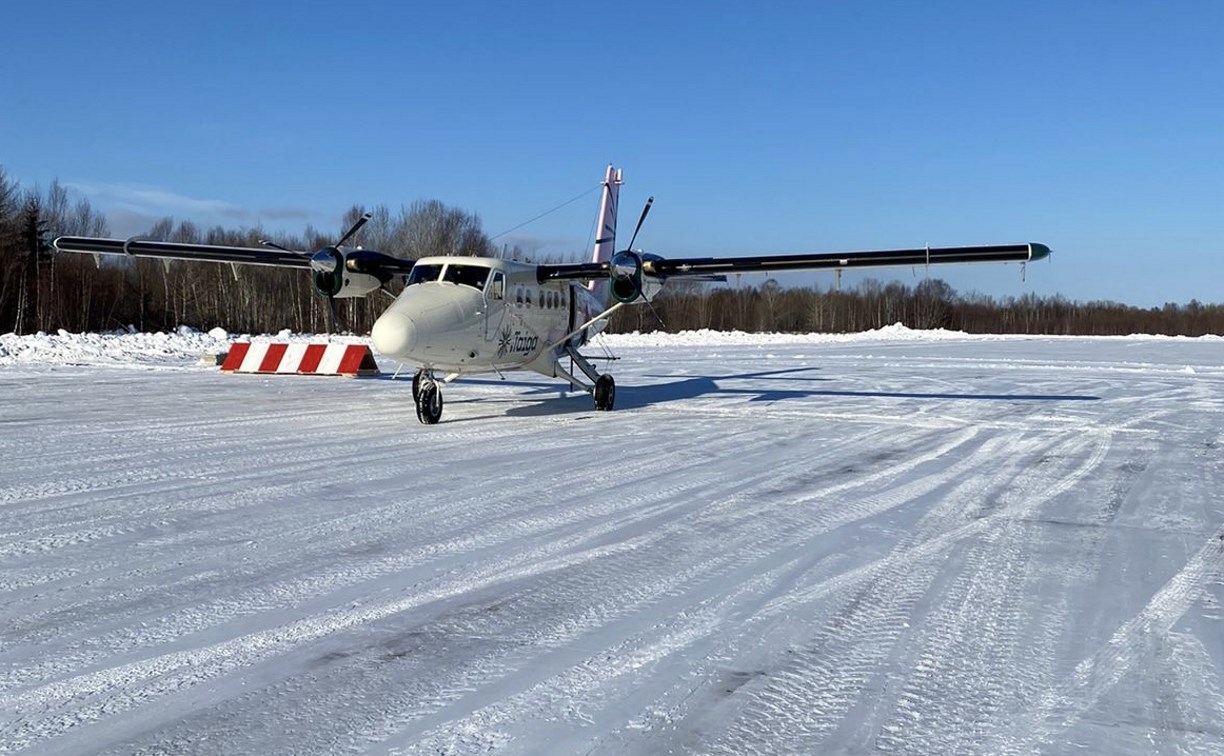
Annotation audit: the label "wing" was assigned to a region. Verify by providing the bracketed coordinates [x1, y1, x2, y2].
[537, 242, 1050, 282]
[52, 236, 417, 280]
[53, 236, 315, 268]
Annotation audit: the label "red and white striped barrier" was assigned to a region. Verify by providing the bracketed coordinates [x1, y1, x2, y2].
[220, 342, 380, 377]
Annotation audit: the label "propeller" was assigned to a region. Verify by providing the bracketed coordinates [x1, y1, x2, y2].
[308, 211, 373, 333]
[262, 212, 410, 332]
[623, 196, 653, 252]
[335, 211, 372, 247]
[614, 196, 667, 327]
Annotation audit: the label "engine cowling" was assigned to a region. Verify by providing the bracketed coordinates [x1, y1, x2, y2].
[310, 247, 383, 299]
[609, 250, 664, 304]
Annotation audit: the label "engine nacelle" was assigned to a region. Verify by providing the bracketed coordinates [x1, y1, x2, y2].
[609, 250, 664, 304]
[311, 247, 384, 299]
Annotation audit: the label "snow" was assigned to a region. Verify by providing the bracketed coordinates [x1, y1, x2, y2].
[2, 327, 1223, 755]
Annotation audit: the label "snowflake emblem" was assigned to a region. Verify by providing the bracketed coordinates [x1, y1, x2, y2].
[496, 326, 513, 358]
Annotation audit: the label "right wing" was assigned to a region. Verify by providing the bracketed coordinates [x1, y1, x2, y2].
[52, 236, 314, 268]
[52, 237, 417, 280]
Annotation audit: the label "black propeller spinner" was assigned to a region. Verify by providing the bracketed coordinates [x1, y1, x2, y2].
[608, 197, 665, 311]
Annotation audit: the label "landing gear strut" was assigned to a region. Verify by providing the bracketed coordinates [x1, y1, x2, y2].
[414, 369, 443, 424]
[559, 343, 617, 412]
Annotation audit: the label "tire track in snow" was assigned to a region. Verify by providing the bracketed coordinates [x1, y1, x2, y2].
[697, 430, 1112, 755]
[5, 421, 968, 753]
[347, 427, 993, 750]
[0, 422, 767, 691]
[102, 423, 900, 748]
[989, 527, 1224, 755]
[0, 416, 873, 750]
[867, 433, 1115, 754]
[0, 527, 675, 753]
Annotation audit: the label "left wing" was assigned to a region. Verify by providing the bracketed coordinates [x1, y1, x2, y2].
[538, 242, 1050, 282]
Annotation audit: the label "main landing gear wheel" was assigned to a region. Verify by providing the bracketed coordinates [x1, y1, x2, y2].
[414, 370, 443, 424]
[594, 374, 616, 411]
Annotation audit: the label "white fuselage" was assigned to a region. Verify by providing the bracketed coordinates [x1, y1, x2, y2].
[370, 256, 606, 376]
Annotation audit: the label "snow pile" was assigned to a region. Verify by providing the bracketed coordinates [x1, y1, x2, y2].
[0, 324, 973, 367]
[1, 323, 1219, 368]
[604, 323, 993, 348]
[1119, 332, 1224, 342]
[0, 329, 228, 367]
[0, 329, 365, 367]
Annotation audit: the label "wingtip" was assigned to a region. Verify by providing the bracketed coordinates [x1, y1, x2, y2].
[1029, 243, 1052, 261]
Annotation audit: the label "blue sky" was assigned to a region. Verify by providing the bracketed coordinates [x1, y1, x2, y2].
[3, 1, 1223, 307]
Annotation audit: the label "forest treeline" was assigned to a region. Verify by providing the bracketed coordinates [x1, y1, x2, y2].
[3, 165, 1222, 337]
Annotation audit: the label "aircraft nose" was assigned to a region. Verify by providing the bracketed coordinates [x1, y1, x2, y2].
[371, 311, 417, 358]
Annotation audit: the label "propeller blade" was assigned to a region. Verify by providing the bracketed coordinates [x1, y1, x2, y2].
[335, 211, 373, 248]
[625, 196, 653, 252]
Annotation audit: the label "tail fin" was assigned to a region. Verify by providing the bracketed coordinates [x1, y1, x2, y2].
[587, 165, 622, 302]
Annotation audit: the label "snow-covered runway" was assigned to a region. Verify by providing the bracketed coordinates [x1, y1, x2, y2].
[2, 329, 1223, 755]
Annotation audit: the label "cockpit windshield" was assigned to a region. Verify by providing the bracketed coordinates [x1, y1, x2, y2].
[406, 264, 443, 286]
[442, 264, 489, 290]
[405, 262, 492, 290]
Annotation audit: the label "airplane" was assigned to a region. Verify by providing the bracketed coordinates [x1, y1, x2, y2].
[53, 165, 1050, 423]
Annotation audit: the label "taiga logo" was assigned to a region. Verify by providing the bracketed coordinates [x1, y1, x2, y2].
[497, 326, 539, 358]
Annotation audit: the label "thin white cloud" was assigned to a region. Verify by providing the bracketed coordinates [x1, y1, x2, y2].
[66, 181, 250, 221]
[64, 181, 318, 232]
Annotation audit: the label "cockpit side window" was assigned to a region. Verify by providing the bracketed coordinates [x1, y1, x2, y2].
[406, 264, 443, 286]
[487, 271, 505, 300]
[442, 264, 489, 290]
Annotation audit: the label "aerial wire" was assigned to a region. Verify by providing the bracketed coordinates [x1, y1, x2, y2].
[489, 183, 601, 242]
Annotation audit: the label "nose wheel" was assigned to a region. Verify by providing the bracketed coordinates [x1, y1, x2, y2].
[413, 369, 444, 424]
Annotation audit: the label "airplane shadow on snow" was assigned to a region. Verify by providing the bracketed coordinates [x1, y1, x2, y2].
[429, 366, 1100, 419]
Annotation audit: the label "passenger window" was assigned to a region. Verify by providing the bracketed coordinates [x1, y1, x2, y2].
[526, 289, 533, 307]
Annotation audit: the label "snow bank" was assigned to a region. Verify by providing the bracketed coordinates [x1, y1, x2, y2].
[603, 323, 1224, 347]
[1, 323, 1219, 367]
[603, 323, 992, 348]
[0, 329, 365, 367]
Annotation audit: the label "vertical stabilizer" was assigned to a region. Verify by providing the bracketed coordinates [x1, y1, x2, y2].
[587, 165, 622, 302]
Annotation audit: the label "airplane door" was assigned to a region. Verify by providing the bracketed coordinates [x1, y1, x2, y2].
[483, 271, 507, 341]
[568, 283, 579, 341]
[564, 283, 589, 348]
